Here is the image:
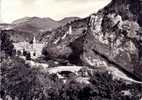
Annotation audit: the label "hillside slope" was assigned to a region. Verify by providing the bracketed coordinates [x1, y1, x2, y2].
[0, 17, 80, 42]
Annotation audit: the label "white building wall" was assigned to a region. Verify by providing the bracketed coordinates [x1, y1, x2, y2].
[13, 41, 45, 59]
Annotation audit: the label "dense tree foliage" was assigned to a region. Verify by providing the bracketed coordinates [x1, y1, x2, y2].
[0, 57, 63, 100]
[1, 57, 142, 100]
[89, 72, 142, 100]
[1, 57, 37, 99]
[0, 30, 15, 56]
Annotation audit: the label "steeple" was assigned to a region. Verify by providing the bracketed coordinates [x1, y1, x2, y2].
[32, 36, 36, 57]
[23, 40, 27, 50]
[68, 25, 72, 35]
[33, 36, 36, 44]
[32, 36, 36, 50]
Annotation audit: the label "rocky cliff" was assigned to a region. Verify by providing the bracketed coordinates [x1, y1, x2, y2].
[42, 0, 142, 81]
[83, 0, 142, 80]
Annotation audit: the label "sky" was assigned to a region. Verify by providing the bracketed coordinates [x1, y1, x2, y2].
[0, 0, 111, 23]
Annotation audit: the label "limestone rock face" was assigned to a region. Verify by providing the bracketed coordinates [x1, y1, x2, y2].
[42, 0, 142, 80]
[83, 0, 142, 80]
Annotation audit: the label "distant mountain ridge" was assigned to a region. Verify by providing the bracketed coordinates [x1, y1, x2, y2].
[0, 16, 80, 42]
[12, 17, 80, 33]
[12, 17, 59, 33]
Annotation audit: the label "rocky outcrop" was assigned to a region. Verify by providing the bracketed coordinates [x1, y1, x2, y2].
[40, 0, 142, 81]
[83, 0, 142, 80]
[42, 18, 89, 65]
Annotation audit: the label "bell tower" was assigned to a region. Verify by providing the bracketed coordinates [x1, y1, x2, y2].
[68, 25, 72, 35]
[33, 36, 36, 44]
[32, 36, 36, 56]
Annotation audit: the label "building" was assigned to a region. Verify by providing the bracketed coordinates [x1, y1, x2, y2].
[13, 36, 46, 59]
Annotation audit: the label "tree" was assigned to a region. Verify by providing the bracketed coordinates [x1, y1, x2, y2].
[1, 57, 45, 100]
[17, 50, 22, 56]
[89, 72, 142, 100]
[26, 52, 31, 60]
[1, 56, 142, 100]
[23, 49, 27, 56]
[42, 45, 72, 63]
[0, 30, 14, 56]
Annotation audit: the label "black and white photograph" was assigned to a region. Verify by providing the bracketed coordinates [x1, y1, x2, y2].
[0, 0, 142, 100]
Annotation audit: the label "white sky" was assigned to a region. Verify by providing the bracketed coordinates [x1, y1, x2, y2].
[0, 0, 111, 23]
